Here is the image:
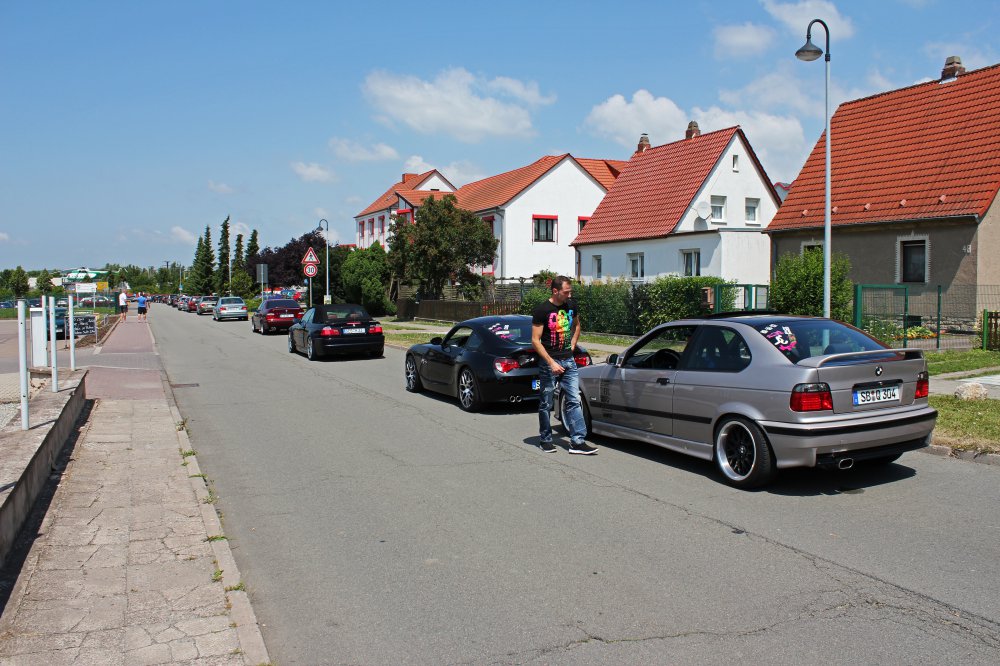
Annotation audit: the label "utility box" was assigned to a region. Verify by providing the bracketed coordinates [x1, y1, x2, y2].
[29, 307, 48, 367]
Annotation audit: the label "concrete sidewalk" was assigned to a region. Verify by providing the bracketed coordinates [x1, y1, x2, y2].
[0, 320, 269, 665]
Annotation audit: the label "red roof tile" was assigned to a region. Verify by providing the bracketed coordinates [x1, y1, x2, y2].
[572, 127, 740, 246]
[576, 158, 628, 189]
[770, 63, 1000, 231]
[453, 155, 566, 212]
[396, 189, 454, 208]
[356, 170, 442, 217]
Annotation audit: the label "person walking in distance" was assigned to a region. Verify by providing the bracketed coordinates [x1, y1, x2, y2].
[136, 292, 148, 322]
[118, 290, 127, 323]
[531, 276, 597, 454]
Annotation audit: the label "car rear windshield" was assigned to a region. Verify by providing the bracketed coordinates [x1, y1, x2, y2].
[323, 307, 370, 321]
[753, 319, 888, 363]
[266, 299, 299, 308]
[201, 297, 218, 302]
[219, 298, 243, 305]
[485, 321, 532, 344]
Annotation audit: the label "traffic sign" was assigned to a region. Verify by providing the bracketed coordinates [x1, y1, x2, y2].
[301, 247, 320, 264]
[303, 263, 318, 278]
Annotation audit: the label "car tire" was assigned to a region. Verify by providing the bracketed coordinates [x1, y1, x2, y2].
[714, 417, 776, 489]
[288, 334, 296, 354]
[457, 367, 481, 412]
[251, 319, 257, 333]
[261, 321, 269, 335]
[306, 337, 317, 361]
[370, 346, 384, 358]
[559, 391, 590, 438]
[405, 355, 423, 393]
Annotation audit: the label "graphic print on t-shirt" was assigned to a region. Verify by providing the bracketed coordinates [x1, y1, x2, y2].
[546, 307, 574, 352]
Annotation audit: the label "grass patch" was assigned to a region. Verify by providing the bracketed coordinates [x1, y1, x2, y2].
[180, 449, 197, 457]
[384, 332, 441, 347]
[225, 582, 246, 592]
[189, 473, 206, 479]
[929, 395, 1000, 453]
[205, 534, 228, 542]
[923, 349, 1000, 376]
[203, 489, 219, 504]
[578, 332, 638, 347]
[211, 568, 223, 582]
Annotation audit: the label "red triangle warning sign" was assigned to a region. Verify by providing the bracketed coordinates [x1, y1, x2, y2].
[301, 247, 320, 264]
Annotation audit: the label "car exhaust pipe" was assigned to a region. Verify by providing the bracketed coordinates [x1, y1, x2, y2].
[508, 396, 523, 403]
[838, 458, 854, 470]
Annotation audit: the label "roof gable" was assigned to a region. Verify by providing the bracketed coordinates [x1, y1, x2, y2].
[771, 62, 1000, 231]
[356, 170, 449, 218]
[453, 155, 566, 212]
[572, 127, 740, 246]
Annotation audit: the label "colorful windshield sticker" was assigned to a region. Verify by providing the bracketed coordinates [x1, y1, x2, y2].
[759, 324, 798, 352]
[488, 322, 516, 340]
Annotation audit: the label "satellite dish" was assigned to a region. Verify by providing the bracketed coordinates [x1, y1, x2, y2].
[694, 200, 711, 219]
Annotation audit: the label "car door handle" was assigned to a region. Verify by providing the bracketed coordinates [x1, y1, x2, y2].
[656, 377, 671, 385]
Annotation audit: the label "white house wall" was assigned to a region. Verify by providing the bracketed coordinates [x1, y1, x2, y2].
[416, 173, 454, 192]
[499, 158, 607, 279]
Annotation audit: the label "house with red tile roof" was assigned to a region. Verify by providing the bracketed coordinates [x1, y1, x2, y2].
[354, 170, 456, 249]
[769, 57, 1000, 314]
[448, 154, 626, 279]
[573, 124, 780, 284]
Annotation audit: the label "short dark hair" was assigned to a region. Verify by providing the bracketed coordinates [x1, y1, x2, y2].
[550, 275, 572, 292]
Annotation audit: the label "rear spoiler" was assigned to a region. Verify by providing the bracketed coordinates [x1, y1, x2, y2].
[797, 348, 924, 368]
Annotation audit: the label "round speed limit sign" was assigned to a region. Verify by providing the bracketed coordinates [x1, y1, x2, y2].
[303, 263, 318, 278]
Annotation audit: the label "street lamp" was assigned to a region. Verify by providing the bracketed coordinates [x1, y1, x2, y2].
[316, 219, 330, 303]
[796, 18, 832, 319]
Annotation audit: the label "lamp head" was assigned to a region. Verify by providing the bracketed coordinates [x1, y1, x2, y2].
[796, 36, 823, 61]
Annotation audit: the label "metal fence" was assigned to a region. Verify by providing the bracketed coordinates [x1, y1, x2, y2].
[854, 284, 1000, 350]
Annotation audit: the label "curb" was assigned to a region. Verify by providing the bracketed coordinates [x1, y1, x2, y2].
[924, 443, 1000, 466]
[168, 399, 271, 665]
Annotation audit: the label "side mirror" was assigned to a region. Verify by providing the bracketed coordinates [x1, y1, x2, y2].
[430, 336, 443, 346]
[606, 353, 619, 366]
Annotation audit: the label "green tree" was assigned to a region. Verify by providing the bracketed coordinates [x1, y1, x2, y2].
[387, 195, 498, 299]
[188, 226, 216, 293]
[216, 216, 231, 294]
[230, 266, 254, 300]
[9, 266, 29, 297]
[342, 243, 391, 314]
[233, 234, 245, 271]
[36, 269, 54, 295]
[770, 249, 854, 321]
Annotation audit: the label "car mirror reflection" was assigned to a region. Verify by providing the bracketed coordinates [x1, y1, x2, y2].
[607, 353, 619, 366]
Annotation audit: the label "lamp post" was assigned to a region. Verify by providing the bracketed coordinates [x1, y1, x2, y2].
[796, 18, 832, 319]
[316, 219, 330, 304]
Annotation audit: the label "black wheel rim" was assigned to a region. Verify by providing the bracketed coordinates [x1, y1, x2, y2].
[405, 359, 416, 389]
[719, 422, 756, 480]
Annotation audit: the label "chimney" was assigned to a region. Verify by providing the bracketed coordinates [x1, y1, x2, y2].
[636, 133, 651, 153]
[685, 121, 701, 140]
[941, 56, 965, 80]
[402, 172, 416, 182]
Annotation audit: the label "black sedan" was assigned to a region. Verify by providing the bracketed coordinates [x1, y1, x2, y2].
[287, 304, 384, 360]
[404, 315, 591, 412]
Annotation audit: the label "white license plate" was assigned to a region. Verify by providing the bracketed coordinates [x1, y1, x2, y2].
[853, 386, 900, 405]
[532, 379, 540, 390]
[280, 314, 293, 318]
[343, 328, 366, 334]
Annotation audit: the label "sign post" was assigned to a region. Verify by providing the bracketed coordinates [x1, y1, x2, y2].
[302, 248, 320, 307]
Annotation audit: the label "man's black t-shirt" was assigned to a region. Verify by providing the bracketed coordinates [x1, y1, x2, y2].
[532, 298, 577, 359]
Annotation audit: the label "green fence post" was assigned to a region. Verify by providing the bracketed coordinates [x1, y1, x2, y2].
[936, 285, 942, 350]
[984, 309, 990, 351]
[902, 288, 909, 349]
[854, 284, 863, 327]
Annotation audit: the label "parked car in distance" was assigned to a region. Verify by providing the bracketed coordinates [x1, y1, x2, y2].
[0, 301, 13, 309]
[251, 298, 302, 334]
[213, 296, 248, 321]
[196, 296, 218, 315]
[288, 304, 383, 361]
[557, 313, 936, 489]
[185, 296, 201, 312]
[79, 296, 114, 308]
[405, 315, 592, 412]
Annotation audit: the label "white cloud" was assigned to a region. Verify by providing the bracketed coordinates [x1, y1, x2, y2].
[208, 180, 234, 194]
[291, 162, 337, 183]
[0, 232, 9, 242]
[231, 221, 251, 238]
[584, 89, 688, 148]
[363, 68, 549, 142]
[328, 138, 399, 162]
[170, 226, 197, 245]
[713, 22, 776, 59]
[923, 42, 998, 71]
[403, 155, 485, 187]
[692, 106, 808, 183]
[761, 0, 856, 39]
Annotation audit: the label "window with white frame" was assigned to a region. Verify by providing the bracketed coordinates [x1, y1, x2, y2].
[593, 255, 602, 279]
[682, 250, 701, 276]
[745, 198, 760, 224]
[711, 196, 726, 222]
[533, 216, 556, 242]
[899, 238, 929, 283]
[627, 252, 645, 279]
[732, 155, 739, 171]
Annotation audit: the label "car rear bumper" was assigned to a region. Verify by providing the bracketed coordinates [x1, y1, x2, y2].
[760, 406, 937, 468]
[264, 319, 297, 329]
[480, 375, 542, 403]
[317, 336, 384, 355]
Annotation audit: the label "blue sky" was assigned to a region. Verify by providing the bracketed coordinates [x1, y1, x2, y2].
[1, 0, 996, 271]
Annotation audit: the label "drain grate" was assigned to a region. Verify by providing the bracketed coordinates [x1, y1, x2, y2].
[169, 383, 200, 388]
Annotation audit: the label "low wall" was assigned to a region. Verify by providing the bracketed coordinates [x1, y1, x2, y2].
[0, 370, 87, 569]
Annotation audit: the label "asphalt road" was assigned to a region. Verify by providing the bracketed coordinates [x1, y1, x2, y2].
[150, 305, 1000, 665]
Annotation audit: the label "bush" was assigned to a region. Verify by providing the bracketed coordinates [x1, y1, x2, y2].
[640, 275, 734, 330]
[573, 279, 637, 335]
[770, 250, 853, 320]
[518, 287, 550, 315]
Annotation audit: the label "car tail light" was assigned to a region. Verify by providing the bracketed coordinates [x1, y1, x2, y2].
[320, 326, 340, 337]
[790, 383, 833, 412]
[295, 311, 303, 319]
[369, 324, 383, 334]
[574, 352, 591, 367]
[494, 357, 520, 373]
[240, 306, 247, 311]
[915, 371, 929, 399]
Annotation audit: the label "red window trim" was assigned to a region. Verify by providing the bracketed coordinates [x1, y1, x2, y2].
[397, 208, 414, 224]
[532, 215, 558, 243]
[577, 216, 590, 233]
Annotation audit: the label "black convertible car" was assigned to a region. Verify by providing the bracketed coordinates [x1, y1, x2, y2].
[404, 315, 591, 412]
[288, 304, 384, 360]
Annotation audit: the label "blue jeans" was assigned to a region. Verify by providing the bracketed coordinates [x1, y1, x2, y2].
[538, 357, 587, 446]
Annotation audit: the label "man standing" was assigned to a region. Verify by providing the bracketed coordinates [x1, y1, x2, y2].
[136, 292, 148, 322]
[118, 290, 127, 323]
[531, 276, 597, 455]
